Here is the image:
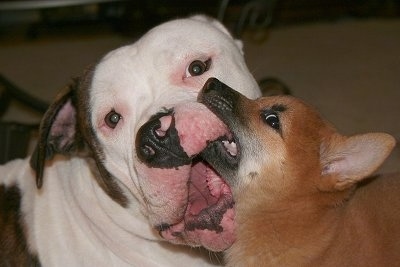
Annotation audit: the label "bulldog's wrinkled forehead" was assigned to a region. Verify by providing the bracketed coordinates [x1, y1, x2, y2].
[138, 16, 242, 55]
[94, 16, 242, 81]
[88, 16, 260, 139]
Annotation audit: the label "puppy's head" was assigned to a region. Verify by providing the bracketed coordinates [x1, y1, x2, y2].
[30, 16, 260, 251]
[199, 78, 396, 206]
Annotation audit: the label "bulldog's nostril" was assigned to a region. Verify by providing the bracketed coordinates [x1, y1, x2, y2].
[142, 145, 155, 158]
[155, 115, 173, 138]
[155, 129, 166, 137]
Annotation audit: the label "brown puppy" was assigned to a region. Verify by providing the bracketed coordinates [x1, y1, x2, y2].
[199, 78, 399, 267]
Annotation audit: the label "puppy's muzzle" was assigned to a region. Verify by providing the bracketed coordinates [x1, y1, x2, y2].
[199, 78, 240, 116]
[136, 110, 191, 168]
[198, 78, 242, 184]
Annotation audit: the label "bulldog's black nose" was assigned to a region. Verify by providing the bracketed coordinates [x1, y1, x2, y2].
[135, 110, 191, 168]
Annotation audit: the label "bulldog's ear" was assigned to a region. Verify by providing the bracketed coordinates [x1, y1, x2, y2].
[189, 15, 244, 54]
[30, 78, 84, 188]
[319, 133, 395, 191]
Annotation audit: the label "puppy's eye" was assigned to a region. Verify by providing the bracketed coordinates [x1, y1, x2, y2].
[262, 112, 280, 130]
[105, 110, 121, 129]
[186, 59, 211, 77]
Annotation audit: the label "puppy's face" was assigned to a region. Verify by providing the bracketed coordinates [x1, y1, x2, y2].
[199, 78, 395, 207]
[199, 78, 328, 201]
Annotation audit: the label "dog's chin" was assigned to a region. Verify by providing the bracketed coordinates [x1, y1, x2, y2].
[157, 157, 236, 251]
[156, 136, 240, 252]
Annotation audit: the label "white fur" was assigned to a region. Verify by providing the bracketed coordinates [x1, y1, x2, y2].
[1, 157, 221, 266]
[90, 16, 260, 228]
[0, 16, 260, 266]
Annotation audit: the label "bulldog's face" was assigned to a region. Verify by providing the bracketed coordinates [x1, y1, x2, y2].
[31, 16, 260, 251]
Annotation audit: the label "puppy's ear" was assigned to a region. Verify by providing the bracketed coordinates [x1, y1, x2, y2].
[319, 133, 395, 191]
[30, 78, 84, 189]
[189, 15, 244, 54]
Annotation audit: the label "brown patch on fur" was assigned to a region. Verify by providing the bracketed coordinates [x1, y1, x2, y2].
[30, 66, 128, 207]
[0, 185, 41, 266]
[75, 67, 128, 207]
[30, 85, 80, 188]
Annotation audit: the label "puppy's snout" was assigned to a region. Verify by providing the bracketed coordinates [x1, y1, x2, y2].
[136, 111, 191, 168]
[202, 77, 231, 97]
[199, 78, 242, 116]
[202, 77, 221, 94]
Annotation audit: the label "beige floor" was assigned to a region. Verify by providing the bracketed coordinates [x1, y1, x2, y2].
[0, 18, 399, 173]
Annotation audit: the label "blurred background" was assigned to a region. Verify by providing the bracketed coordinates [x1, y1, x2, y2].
[0, 0, 399, 173]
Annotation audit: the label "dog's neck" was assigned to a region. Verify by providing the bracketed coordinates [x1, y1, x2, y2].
[31, 156, 213, 266]
[227, 179, 351, 266]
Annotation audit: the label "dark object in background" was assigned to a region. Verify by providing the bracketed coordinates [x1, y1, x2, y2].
[258, 77, 291, 96]
[0, 74, 47, 164]
[0, 122, 36, 164]
[218, 0, 279, 37]
[0, 74, 48, 114]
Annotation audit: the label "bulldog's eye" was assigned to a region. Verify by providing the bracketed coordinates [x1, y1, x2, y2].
[262, 112, 280, 131]
[186, 59, 211, 77]
[105, 110, 121, 129]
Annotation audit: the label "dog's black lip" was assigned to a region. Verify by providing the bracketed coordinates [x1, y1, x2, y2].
[155, 152, 236, 236]
[202, 135, 240, 167]
[184, 193, 234, 233]
[156, 185, 234, 235]
[199, 133, 241, 190]
[156, 223, 171, 233]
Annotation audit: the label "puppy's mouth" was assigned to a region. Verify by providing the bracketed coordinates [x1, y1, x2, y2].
[135, 104, 239, 251]
[198, 77, 244, 186]
[201, 136, 240, 174]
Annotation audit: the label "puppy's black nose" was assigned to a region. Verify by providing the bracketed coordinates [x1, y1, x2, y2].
[201, 77, 226, 95]
[202, 77, 221, 93]
[198, 78, 241, 114]
[135, 111, 191, 168]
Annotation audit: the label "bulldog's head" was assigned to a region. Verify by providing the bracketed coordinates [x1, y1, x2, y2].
[30, 15, 261, 251]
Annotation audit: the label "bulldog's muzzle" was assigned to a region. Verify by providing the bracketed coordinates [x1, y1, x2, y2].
[136, 110, 192, 168]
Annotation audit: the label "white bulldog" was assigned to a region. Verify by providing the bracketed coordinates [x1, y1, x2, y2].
[0, 15, 260, 266]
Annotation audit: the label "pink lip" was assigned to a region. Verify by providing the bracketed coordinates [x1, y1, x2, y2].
[136, 102, 236, 251]
[159, 161, 235, 251]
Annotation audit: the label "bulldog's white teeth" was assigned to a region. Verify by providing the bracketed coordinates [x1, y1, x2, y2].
[222, 140, 237, 156]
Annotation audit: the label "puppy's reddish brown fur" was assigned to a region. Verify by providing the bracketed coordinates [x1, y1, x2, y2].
[199, 79, 399, 267]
